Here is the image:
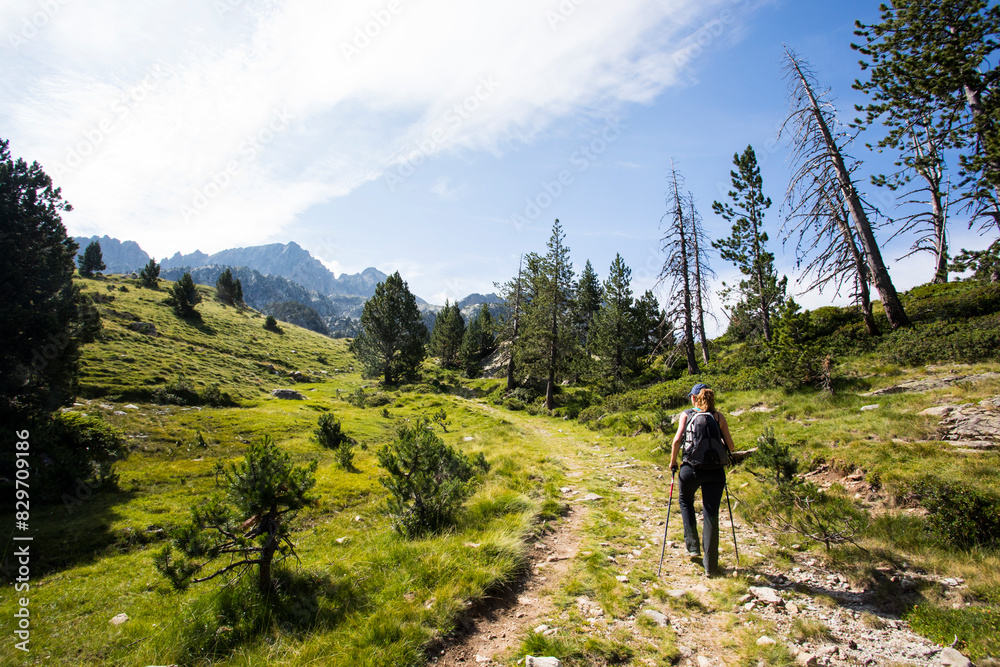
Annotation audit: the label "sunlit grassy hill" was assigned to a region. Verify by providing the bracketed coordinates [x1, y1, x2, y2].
[1, 274, 562, 666]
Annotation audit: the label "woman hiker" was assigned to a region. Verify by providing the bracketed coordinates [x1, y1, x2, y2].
[669, 383, 736, 576]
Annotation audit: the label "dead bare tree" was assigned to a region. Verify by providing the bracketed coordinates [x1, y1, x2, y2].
[659, 162, 699, 375]
[782, 168, 879, 335]
[781, 48, 910, 330]
[688, 193, 716, 364]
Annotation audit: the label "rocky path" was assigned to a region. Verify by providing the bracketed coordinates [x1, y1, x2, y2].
[433, 400, 975, 667]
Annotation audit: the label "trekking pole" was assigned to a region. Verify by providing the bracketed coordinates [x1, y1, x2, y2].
[657, 469, 677, 577]
[724, 479, 739, 567]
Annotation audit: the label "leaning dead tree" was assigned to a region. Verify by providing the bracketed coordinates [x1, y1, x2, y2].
[781, 48, 910, 330]
[688, 193, 716, 364]
[783, 169, 879, 335]
[659, 162, 699, 375]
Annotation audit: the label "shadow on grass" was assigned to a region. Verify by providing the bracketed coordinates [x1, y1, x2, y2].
[0, 487, 143, 580]
[173, 566, 364, 662]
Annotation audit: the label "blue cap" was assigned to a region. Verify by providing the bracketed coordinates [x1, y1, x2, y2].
[688, 383, 709, 396]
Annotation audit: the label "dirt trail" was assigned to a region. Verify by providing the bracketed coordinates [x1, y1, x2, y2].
[435, 399, 958, 667]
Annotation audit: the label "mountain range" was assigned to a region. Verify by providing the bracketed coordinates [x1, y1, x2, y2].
[73, 235, 499, 318]
[75, 236, 393, 299]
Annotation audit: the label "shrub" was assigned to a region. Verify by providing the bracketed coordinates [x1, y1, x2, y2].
[911, 477, 1000, 550]
[741, 429, 868, 551]
[155, 435, 317, 592]
[313, 413, 354, 470]
[906, 604, 1000, 662]
[577, 405, 606, 424]
[170, 273, 202, 318]
[41, 412, 127, 500]
[376, 419, 488, 536]
[263, 315, 282, 333]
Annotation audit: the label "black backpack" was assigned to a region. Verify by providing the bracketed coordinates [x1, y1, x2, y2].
[682, 409, 729, 469]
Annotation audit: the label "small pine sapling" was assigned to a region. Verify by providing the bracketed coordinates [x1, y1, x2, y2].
[155, 435, 317, 592]
[377, 418, 489, 537]
[314, 412, 354, 470]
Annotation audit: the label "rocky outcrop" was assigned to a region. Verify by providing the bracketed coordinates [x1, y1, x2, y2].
[920, 398, 1000, 451]
[271, 388, 305, 400]
[862, 372, 1000, 396]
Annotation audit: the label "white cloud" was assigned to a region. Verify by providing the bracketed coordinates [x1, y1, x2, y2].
[429, 176, 462, 201]
[1, 0, 746, 258]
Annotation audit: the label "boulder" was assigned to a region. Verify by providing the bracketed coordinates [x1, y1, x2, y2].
[128, 321, 157, 336]
[749, 586, 783, 605]
[939, 647, 972, 667]
[271, 388, 305, 400]
[639, 609, 669, 627]
[525, 657, 561, 667]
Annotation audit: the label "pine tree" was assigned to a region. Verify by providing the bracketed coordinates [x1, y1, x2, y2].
[139, 258, 160, 288]
[572, 259, 603, 354]
[460, 303, 496, 377]
[78, 240, 106, 278]
[591, 254, 640, 383]
[633, 289, 665, 359]
[216, 268, 244, 306]
[430, 301, 465, 369]
[0, 138, 96, 421]
[495, 256, 527, 391]
[853, 0, 1000, 231]
[520, 220, 575, 409]
[170, 272, 202, 318]
[350, 272, 428, 384]
[712, 145, 786, 343]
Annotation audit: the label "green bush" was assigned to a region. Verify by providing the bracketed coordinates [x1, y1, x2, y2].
[577, 405, 605, 424]
[504, 398, 526, 411]
[155, 435, 317, 592]
[40, 411, 127, 499]
[263, 315, 281, 333]
[376, 419, 488, 537]
[911, 477, 1000, 550]
[875, 313, 1000, 366]
[313, 413, 354, 470]
[741, 429, 868, 551]
[906, 604, 1000, 661]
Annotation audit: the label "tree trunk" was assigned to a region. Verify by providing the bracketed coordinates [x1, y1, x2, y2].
[258, 516, 278, 592]
[930, 190, 949, 283]
[911, 127, 949, 283]
[825, 191, 878, 335]
[789, 55, 910, 329]
[673, 178, 699, 375]
[546, 302, 557, 410]
[690, 200, 710, 364]
[750, 208, 773, 343]
[506, 257, 522, 392]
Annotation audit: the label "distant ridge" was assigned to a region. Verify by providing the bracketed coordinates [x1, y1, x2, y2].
[73, 235, 151, 274]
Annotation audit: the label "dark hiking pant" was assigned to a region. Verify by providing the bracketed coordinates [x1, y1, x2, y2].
[678, 463, 726, 575]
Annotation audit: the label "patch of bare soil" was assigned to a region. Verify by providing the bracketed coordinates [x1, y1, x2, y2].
[428, 502, 588, 666]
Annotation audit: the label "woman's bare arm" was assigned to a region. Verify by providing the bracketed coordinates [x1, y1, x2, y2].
[717, 412, 735, 453]
[669, 412, 688, 469]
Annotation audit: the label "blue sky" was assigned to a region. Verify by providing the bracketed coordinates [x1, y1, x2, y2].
[1, 0, 988, 321]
